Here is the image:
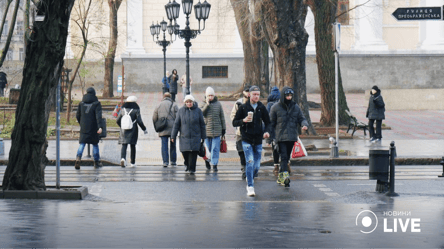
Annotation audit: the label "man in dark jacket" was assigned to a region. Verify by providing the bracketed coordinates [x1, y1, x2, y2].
[0, 72, 7, 97]
[233, 85, 270, 197]
[75, 87, 103, 169]
[266, 86, 280, 174]
[366, 85, 385, 143]
[169, 69, 179, 102]
[269, 86, 309, 187]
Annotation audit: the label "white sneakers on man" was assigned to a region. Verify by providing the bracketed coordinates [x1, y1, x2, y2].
[247, 186, 255, 197]
[120, 158, 126, 168]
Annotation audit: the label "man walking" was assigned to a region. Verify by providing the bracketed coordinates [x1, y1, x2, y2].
[153, 92, 179, 167]
[269, 86, 308, 187]
[200, 87, 226, 172]
[230, 85, 250, 179]
[75, 87, 104, 169]
[233, 86, 270, 197]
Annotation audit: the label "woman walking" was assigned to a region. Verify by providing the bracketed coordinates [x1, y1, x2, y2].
[169, 69, 179, 102]
[266, 86, 281, 175]
[171, 95, 206, 175]
[117, 96, 148, 167]
[366, 85, 386, 143]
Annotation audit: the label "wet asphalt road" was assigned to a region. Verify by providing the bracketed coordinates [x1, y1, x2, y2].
[1, 166, 444, 248]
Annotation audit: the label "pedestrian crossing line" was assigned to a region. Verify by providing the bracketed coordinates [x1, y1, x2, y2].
[313, 184, 340, 197]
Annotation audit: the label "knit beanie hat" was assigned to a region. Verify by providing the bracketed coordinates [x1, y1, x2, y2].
[205, 87, 215, 97]
[184, 95, 195, 103]
[126, 96, 137, 103]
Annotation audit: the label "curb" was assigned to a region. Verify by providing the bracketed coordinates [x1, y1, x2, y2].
[0, 186, 88, 200]
[261, 157, 443, 166]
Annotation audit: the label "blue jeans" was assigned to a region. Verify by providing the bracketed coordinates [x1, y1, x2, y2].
[77, 143, 100, 161]
[242, 141, 262, 187]
[206, 136, 220, 165]
[161, 136, 177, 165]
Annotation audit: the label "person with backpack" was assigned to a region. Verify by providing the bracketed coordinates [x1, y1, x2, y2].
[117, 96, 148, 167]
[0, 71, 7, 97]
[171, 95, 206, 175]
[233, 86, 271, 197]
[75, 87, 104, 169]
[269, 87, 309, 188]
[230, 85, 250, 179]
[153, 92, 179, 167]
[266, 86, 281, 175]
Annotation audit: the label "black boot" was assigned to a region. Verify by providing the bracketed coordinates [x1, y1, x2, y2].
[75, 156, 81, 170]
[213, 165, 218, 172]
[205, 160, 211, 170]
[94, 160, 103, 168]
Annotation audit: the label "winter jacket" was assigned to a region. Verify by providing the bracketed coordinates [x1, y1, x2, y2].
[171, 102, 206, 152]
[76, 88, 103, 144]
[269, 86, 309, 143]
[366, 90, 385, 120]
[0, 72, 7, 88]
[153, 97, 179, 137]
[232, 100, 271, 145]
[117, 102, 147, 144]
[266, 86, 280, 113]
[200, 96, 226, 137]
[169, 74, 179, 94]
[230, 96, 248, 138]
[162, 76, 170, 90]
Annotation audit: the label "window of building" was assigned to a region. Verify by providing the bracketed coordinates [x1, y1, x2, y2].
[2, 21, 8, 36]
[202, 66, 228, 78]
[16, 21, 23, 36]
[337, 0, 349, 25]
[19, 48, 24, 61]
[6, 50, 13, 61]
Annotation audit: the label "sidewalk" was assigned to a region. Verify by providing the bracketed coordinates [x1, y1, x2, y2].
[2, 91, 443, 164]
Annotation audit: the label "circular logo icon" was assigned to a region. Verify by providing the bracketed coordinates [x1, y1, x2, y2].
[356, 210, 378, 234]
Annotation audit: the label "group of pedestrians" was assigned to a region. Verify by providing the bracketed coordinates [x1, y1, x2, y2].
[162, 69, 193, 102]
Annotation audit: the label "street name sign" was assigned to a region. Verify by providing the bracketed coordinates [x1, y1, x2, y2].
[392, 6, 442, 21]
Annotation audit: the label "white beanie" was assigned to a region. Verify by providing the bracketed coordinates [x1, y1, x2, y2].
[183, 95, 195, 103]
[205, 87, 215, 97]
[126, 96, 137, 103]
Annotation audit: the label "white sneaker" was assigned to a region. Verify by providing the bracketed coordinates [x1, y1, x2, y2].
[120, 158, 126, 168]
[129, 163, 136, 168]
[246, 186, 255, 197]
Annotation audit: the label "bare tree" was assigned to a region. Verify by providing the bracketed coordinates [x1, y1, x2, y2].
[2, 0, 75, 190]
[0, 0, 20, 67]
[103, 0, 123, 98]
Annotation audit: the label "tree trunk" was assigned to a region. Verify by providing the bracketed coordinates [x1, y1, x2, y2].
[260, 0, 316, 135]
[0, 0, 20, 67]
[24, 0, 30, 49]
[103, 0, 122, 98]
[2, 0, 75, 191]
[0, 0, 13, 43]
[308, 0, 350, 126]
[230, 0, 267, 93]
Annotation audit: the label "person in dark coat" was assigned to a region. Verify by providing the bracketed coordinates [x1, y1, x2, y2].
[117, 96, 148, 167]
[171, 95, 206, 174]
[366, 85, 385, 143]
[266, 86, 281, 175]
[168, 69, 179, 102]
[153, 92, 179, 167]
[269, 86, 309, 187]
[233, 85, 271, 197]
[75, 87, 103, 169]
[0, 72, 7, 97]
[162, 71, 170, 93]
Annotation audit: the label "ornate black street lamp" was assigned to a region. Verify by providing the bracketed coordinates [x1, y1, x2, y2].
[150, 19, 177, 94]
[165, 0, 211, 95]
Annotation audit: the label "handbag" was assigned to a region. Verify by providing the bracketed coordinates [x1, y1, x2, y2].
[198, 141, 206, 157]
[154, 102, 173, 132]
[220, 136, 227, 153]
[291, 138, 308, 158]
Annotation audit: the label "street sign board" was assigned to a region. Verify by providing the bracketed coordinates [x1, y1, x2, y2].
[392, 6, 442, 21]
[117, 75, 122, 93]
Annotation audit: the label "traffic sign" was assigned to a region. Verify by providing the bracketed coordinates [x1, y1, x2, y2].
[392, 6, 442, 21]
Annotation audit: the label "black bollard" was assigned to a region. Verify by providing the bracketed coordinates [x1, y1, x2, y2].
[85, 143, 91, 158]
[439, 157, 444, 177]
[386, 141, 399, 197]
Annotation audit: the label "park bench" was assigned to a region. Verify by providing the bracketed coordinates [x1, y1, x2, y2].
[345, 110, 368, 136]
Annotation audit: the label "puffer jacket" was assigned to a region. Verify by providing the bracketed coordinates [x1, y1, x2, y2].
[266, 86, 280, 113]
[269, 86, 309, 143]
[366, 89, 385, 120]
[117, 102, 147, 144]
[171, 102, 206, 152]
[76, 88, 103, 144]
[232, 100, 270, 145]
[169, 74, 179, 94]
[153, 97, 179, 137]
[200, 96, 226, 137]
